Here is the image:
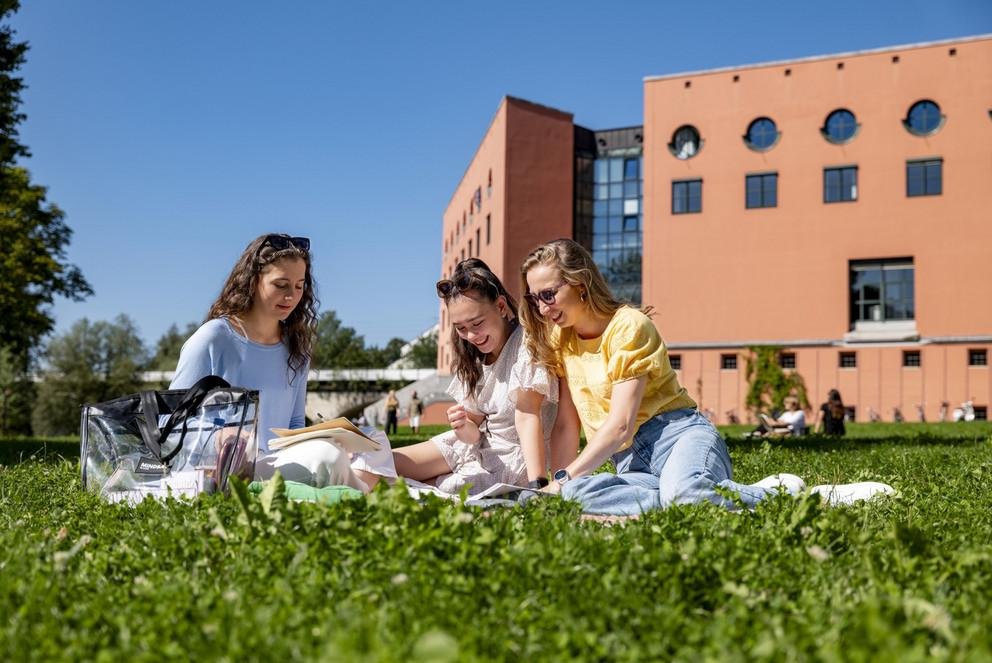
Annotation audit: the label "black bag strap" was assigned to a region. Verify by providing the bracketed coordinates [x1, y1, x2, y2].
[139, 375, 231, 464]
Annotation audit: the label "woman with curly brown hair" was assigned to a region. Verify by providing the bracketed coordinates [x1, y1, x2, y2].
[170, 233, 370, 490]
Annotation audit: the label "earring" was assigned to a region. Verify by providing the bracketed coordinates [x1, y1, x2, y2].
[580, 292, 587, 301]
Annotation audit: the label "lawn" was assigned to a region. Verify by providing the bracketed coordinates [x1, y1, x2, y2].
[2, 423, 991, 661]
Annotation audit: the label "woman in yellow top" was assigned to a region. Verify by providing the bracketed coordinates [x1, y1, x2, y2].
[519, 239, 802, 515]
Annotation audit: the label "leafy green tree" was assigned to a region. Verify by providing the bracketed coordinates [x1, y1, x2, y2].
[402, 329, 438, 369]
[0, 5, 91, 356]
[744, 345, 808, 417]
[0, 344, 33, 435]
[367, 337, 406, 368]
[0, 168, 92, 356]
[146, 322, 199, 371]
[32, 316, 147, 435]
[311, 311, 371, 368]
[0, 1, 28, 174]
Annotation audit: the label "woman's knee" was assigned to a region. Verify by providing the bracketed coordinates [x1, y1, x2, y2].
[659, 471, 714, 507]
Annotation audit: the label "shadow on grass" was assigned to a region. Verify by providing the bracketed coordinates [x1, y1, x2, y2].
[4, 422, 989, 465]
[0, 437, 80, 465]
[725, 424, 992, 453]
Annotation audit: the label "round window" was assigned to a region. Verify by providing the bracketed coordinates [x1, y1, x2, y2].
[904, 100, 942, 136]
[744, 117, 779, 151]
[669, 125, 701, 160]
[822, 109, 858, 143]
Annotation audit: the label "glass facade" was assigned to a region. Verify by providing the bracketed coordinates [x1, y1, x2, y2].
[574, 127, 643, 305]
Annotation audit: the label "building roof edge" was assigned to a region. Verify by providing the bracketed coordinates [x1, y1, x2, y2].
[443, 96, 574, 215]
[643, 33, 992, 83]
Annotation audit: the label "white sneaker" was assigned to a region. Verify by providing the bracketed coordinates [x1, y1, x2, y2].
[811, 482, 895, 506]
[754, 473, 806, 496]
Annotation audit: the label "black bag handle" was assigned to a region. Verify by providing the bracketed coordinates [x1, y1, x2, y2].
[138, 375, 231, 464]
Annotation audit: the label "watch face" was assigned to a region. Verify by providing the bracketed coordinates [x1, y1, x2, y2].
[553, 469, 569, 483]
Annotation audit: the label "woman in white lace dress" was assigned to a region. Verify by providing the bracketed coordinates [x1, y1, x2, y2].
[392, 259, 564, 495]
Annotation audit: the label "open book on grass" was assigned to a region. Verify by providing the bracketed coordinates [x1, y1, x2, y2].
[268, 417, 382, 454]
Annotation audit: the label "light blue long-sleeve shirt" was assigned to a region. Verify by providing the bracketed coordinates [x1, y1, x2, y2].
[170, 318, 308, 452]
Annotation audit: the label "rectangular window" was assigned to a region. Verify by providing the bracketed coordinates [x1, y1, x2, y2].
[745, 173, 778, 209]
[475, 229, 480, 256]
[779, 352, 796, 369]
[624, 158, 639, 181]
[672, 179, 702, 214]
[907, 159, 942, 197]
[850, 259, 914, 325]
[824, 166, 858, 203]
[839, 351, 857, 368]
[903, 350, 921, 367]
[486, 214, 491, 245]
[669, 354, 682, 370]
[969, 349, 988, 366]
[468, 240, 473, 257]
[721, 354, 737, 370]
[974, 406, 988, 421]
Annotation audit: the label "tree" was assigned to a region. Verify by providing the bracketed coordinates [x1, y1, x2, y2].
[0, 168, 92, 356]
[32, 316, 147, 435]
[311, 311, 372, 368]
[401, 329, 438, 369]
[367, 337, 406, 368]
[0, 343, 33, 435]
[146, 322, 199, 371]
[744, 345, 808, 418]
[0, 1, 28, 173]
[0, 4, 91, 357]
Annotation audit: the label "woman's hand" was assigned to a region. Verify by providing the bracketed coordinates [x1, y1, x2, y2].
[447, 404, 482, 445]
[540, 479, 562, 495]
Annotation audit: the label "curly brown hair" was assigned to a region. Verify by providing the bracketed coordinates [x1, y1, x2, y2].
[207, 234, 318, 377]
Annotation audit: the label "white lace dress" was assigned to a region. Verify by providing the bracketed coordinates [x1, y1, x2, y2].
[431, 325, 558, 494]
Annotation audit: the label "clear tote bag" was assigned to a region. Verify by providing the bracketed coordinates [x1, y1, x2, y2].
[81, 375, 259, 504]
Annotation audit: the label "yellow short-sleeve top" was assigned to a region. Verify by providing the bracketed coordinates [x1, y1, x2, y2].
[553, 306, 696, 450]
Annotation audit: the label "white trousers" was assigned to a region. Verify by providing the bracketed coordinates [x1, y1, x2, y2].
[253, 431, 397, 491]
[254, 440, 368, 491]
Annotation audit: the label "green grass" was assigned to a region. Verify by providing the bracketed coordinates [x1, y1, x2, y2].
[2, 424, 992, 661]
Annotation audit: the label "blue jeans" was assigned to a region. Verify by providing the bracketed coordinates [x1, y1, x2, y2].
[561, 409, 775, 515]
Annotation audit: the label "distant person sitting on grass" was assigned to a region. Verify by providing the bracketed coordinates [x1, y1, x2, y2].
[392, 258, 562, 495]
[170, 233, 395, 492]
[757, 396, 807, 437]
[814, 389, 846, 435]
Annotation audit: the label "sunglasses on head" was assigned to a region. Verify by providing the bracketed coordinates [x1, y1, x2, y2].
[436, 271, 499, 300]
[524, 281, 568, 307]
[261, 234, 310, 252]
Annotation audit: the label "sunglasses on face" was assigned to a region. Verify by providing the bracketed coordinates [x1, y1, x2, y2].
[524, 281, 568, 306]
[436, 271, 499, 299]
[262, 234, 310, 252]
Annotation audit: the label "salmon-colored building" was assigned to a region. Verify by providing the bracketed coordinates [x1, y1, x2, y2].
[439, 36, 992, 424]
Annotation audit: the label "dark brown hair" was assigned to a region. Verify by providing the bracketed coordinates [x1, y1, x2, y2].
[207, 234, 318, 376]
[827, 389, 845, 419]
[439, 258, 517, 394]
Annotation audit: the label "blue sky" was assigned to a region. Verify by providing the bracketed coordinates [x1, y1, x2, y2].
[11, 1, 992, 349]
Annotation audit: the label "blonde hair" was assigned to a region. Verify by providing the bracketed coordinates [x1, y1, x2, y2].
[518, 238, 626, 375]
